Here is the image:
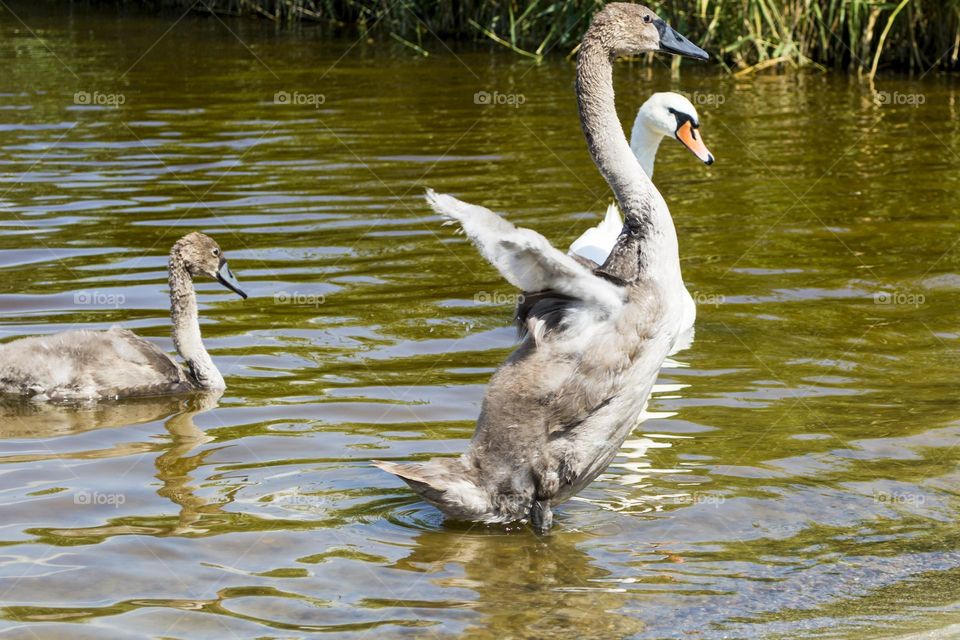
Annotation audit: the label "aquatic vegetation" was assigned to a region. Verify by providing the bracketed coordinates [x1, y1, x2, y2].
[144, 0, 960, 74]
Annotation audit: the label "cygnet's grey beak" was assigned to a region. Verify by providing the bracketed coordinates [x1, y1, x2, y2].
[216, 259, 248, 299]
[655, 19, 709, 61]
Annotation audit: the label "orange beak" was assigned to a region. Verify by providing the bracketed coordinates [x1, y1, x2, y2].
[676, 120, 714, 165]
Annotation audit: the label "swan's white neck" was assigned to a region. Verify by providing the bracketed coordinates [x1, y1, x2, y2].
[168, 259, 224, 390]
[629, 120, 665, 180]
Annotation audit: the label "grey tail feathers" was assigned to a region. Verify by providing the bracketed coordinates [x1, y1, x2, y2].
[372, 457, 491, 522]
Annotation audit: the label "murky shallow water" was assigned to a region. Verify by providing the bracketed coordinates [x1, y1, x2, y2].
[1, 2, 960, 638]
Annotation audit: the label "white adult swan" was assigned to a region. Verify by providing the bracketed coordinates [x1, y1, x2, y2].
[569, 91, 713, 335]
[374, 3, 709, 532]
[0, 232, 247, 402]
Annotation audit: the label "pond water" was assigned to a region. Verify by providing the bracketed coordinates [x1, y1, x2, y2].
[1, 2, 959, 639]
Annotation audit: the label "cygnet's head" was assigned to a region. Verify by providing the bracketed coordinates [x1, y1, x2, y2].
[584, 4, 709, 61]
[170, 232, 247, 299]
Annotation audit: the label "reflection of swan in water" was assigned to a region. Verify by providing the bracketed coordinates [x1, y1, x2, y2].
[388, 528, 645, 639]
[2, 392, 223, 539]
[154, 391, 220, 536]
[0, 395, 193, 440]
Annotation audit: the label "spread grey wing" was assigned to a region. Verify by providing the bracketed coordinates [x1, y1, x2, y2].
[425, 189, 625, 313]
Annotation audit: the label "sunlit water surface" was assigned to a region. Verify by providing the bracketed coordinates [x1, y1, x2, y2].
[1, 3, 960, 639]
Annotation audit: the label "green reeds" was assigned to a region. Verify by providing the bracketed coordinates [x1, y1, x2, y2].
[135, 0, 960, 73]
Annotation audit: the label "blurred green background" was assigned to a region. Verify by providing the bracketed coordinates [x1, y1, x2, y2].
[101, 0, 960, 74]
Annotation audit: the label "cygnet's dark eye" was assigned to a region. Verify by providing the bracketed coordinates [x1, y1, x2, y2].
[643, 14, 652, 24]
[212, 248, 220, 257]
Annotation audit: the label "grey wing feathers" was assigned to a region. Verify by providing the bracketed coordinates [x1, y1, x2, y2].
[425, 189, 624, 313]
[514, 291, 577, 340]
[0, 328, 194, 401]
[371, 458, 492, 521]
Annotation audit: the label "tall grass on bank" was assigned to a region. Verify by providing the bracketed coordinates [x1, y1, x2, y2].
[128, 1, 960, 74]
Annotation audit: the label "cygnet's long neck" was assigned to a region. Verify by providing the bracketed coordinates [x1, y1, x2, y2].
[576, 38, 655, 231]
[168, 256, 225, 390]
[576, 39, 681, 285]
[629, 118, 665, 179]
